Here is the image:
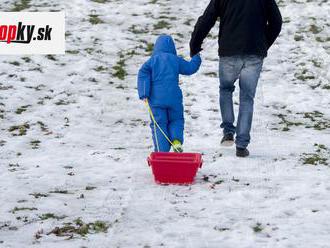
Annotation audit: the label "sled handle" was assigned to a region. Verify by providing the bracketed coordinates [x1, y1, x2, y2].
[199, 160, 203, 168]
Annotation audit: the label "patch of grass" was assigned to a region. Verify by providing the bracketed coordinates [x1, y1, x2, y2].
[89, 14, 104, 25]
[294, 34, 304, 41]
[282, 17, 290, 23]
[15, 105, 31, 114]
[46, 55, 57, 61]
[301, 144, 329, 166]
[55, 99, 74, 106]
[202, 175, 209, 182]
[39, 213, 66, 221]
[232, 177, 240, 182]
[112, 58, 127, 80]
[0, 85, 14, 90]
[22, 57, 31, 63]
[302, 153, 328, 166]
[30, 140, 41, 149]
[29, 67, 43, 73]
[204, 72, 217, 77]
[253, 223, 263, 233]
[214, 226, 230, 232]
[294, 68, 315, 81]
[145, 43, 154, 54]
[85, 186, 97, 191]
[9, 163, 19, 167]
[29, 193, 49, 199]
[274, 111, 330, 132]
[0, 109, 4, 119]
[128, 25, 149, 34]
[66, 50, 79, 55]
[302, 111, 330, 131]
[47, 218, 109, 238]
[309, 24, 322, 34]
[63, 165, 74, 169]
[16, 216, 29, 223]
[85, 47, 95, 55]
[8, 123, 30, 136]
[8, 163, 20, 172]
[11, 0, 31, 11]
[113, 147, 126, 150]
[210, 179, 224, 189]
[159, 15, 177, 21]
[11, 207, 37, 214]
[310, 81, 322, 90]
[153, 20, 171, 30]
[49, 189, 70, 194]
[311, 59, 322, 68]
[126, 49, 137, 57]
[34, 229, 43, 240]
[313, 143, 327, 152]
[91, 0, 108, 3]
[184, 18, 194, 26]
[315, 36, 330, 43]
[36, 121, 50, 134]
[9, 61, 20, 66]
[274, 114, 303, 131]
[322, 84, 330, 90]
[94, 66, 107, 72]
[303, 111, 323, 122]
[25, 84, 46, 91]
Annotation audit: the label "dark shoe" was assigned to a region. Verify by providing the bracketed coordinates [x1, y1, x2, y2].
[236, 147, 250, 157]
[221, 133, 234, 147]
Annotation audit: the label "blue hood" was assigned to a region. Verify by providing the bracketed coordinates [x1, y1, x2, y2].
[153, 35, 177, 55]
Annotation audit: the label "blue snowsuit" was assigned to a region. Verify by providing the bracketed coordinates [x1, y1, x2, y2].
[137, 35, 202, 152]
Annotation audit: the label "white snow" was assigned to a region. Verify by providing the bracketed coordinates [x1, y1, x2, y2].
[0, 0, 330, 247]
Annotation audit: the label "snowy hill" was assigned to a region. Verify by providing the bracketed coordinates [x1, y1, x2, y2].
[0, 0, 329, 247]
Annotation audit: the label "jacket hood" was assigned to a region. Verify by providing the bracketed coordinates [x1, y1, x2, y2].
[153, 35, 177, 55]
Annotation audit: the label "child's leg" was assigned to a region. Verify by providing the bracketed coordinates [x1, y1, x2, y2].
[150, 106, 171, 152]
[167, 103, 184, 144]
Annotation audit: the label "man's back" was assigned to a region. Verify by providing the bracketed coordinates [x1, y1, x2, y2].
[190, 0, 282, 57]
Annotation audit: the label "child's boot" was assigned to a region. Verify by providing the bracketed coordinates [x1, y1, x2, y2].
[172, 140, 183, 153]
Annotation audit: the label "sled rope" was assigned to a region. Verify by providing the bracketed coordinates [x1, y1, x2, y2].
[145, 99, 179, 152]
[153, 114, 160, 152]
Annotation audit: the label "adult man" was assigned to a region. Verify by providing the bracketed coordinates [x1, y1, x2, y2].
[190, 0, 282, 157]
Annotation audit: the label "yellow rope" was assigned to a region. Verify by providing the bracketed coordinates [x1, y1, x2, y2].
[153, 114, 160, 152]
[145, 99, 178, 152]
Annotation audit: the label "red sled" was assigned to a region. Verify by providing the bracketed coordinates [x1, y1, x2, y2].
[147, 152, 203, 185]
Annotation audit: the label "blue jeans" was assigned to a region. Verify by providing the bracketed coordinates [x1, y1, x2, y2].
[219, 55, 263, 148]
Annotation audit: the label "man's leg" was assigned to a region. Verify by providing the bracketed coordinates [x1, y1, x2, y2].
[150, 106, 171, 152]
[236, 55, 263, 149]
[219, 56, 243, 136]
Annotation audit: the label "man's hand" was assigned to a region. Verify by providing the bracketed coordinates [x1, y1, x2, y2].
[190, 48, 203, 58]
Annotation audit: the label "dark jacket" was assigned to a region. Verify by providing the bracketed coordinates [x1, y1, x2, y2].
[137, 35, 201, 106]
[190, 0, 282, 57]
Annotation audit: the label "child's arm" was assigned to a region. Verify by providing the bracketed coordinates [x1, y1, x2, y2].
[137, 59, 152, 100]
[178, 54, 202, 76]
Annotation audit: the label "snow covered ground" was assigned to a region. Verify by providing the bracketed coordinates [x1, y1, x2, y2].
[0, 0, 330, 247]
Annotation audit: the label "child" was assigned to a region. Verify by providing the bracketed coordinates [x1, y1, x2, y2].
[137, 35, 201, 152]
